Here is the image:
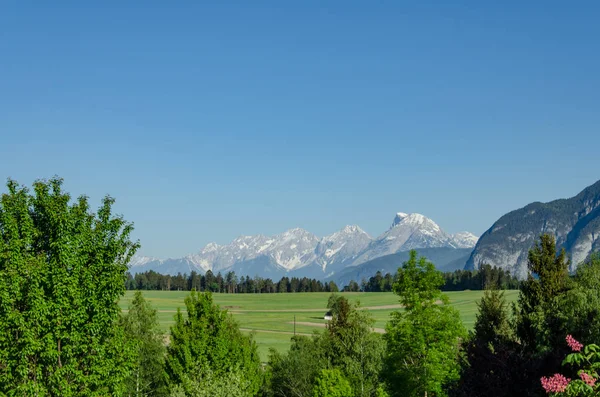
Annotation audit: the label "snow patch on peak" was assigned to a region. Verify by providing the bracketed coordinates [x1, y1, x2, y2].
[392, 212, 430, 229]
[449, 232, 479, 248]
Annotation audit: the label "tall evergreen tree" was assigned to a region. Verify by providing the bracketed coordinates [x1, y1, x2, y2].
[0, 177, 138, 396]
[452, 288, 528, 397]
[516, 233, 571, 352]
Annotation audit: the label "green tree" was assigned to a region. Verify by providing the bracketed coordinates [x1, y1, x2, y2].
[312, 369, 353, 397]
[122, 290, 166, 396]
[163, 290, 262, 397]
[325, 295, 386, 397]
[516, 234, 571, 352]
[472, 288, 513, 347]
[555, 254, 600, 344]
[268, 335, 329, 397]
[169, 366, 253, 397]
[452, 287, 527, 397]
[0, 177, 138, 396]
[384, 250, 466, 397]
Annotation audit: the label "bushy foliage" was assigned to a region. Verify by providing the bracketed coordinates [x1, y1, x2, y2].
[169, 366, 253, 397]
[313, 369, 353, 397]
[541, 335, 600, 396]
[384, 250, 466, 397]
[0, 178, 138, 396]
[163, 290, 262, 397]
[267, 335, 329, 397]
[325, 295, 387, 397]
[122, 291, 166, 396]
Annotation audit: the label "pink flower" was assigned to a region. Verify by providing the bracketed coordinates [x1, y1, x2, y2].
[580, 372, 596, 387]
[566, 335, 583, 352]
[541, 374, 571, 393]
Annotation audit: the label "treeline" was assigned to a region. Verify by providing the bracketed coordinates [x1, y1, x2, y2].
[348, 263, 520, 292]
[128, 263, 519, 294]
[126, 270, 340, 293]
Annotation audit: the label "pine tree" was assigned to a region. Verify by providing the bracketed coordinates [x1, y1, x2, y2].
[516, 233, 571, 352]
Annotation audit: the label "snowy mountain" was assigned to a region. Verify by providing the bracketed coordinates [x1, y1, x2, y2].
[128, 213, 478, 278]
[351, 213, 465, 265]
[310, 225, 373, 275]
[449, 232, 479, 249]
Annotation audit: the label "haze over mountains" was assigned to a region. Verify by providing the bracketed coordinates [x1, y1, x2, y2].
[129, 213, 478, 280]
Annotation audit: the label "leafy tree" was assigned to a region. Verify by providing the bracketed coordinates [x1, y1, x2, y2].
[555, 254, 600, 344]
[169, 365, 253, 397]
[122, 291, 166, 396]
[312, 369, 353, 397]
[268, 335, 329, 397]
[0, 177, 138, 396]
[384, 250, 466, 397]
[163, 290, 262, 396]
[325, 295, 386, 397]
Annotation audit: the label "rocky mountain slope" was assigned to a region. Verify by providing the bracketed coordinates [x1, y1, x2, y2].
[130, 213, 478, 279]
[466, 179, 600, 278]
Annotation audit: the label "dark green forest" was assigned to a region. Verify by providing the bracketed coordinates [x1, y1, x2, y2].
[2, 178, 600, 396]
[127, 264, 519, 294]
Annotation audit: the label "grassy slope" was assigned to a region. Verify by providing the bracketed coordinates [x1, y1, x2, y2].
[120, 290, 519, 361]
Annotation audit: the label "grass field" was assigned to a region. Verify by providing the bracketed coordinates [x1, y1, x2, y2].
[119, 290, 519, 361]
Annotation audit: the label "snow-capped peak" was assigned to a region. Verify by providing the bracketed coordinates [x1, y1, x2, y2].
[128, 254, 160, 267]
[128, 212, 476, 278]
[201, 242, 221, 253]
[449, 232, 479, 248]
[328, 225, 370, 238]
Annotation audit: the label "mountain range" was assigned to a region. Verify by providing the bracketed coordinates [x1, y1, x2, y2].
[130, 179, 600, 284]
[129, 213, 478, 281]
[466, 179, 600, 278]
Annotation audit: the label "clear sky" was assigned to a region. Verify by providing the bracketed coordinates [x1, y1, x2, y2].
[1, 1, 599, 258]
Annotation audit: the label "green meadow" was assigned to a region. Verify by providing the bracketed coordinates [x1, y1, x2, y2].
[120, 290, 519, 361]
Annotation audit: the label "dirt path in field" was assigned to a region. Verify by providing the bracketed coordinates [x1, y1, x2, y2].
[240, 328, 313, 336]
[289, 321, 386, 334]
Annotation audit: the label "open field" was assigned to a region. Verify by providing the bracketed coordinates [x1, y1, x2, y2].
[119, 290, 519, 361]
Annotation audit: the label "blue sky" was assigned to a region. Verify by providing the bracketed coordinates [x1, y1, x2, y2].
[1, 1, 599, 258]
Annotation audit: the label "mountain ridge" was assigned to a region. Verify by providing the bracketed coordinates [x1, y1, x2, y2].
[466, 179, 600, 278]
[130, 213, 478, 279]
